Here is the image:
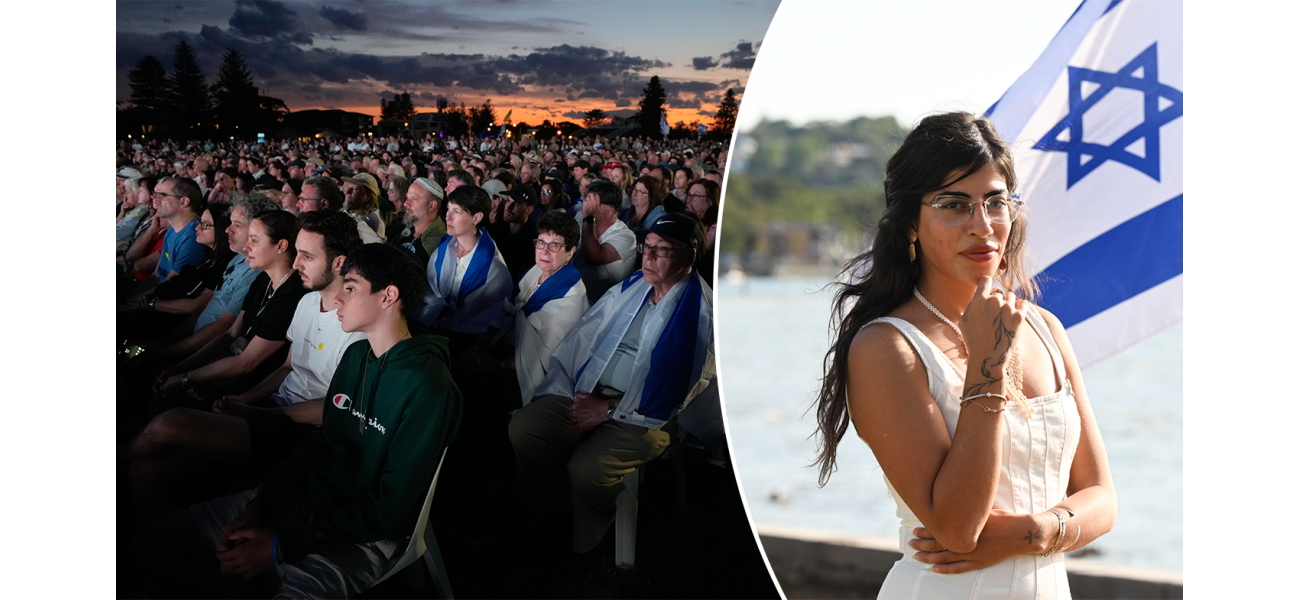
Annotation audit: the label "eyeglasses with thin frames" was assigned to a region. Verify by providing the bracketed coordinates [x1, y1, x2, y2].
[921, 194, 1024, 226]
[196, 220, 216, 231]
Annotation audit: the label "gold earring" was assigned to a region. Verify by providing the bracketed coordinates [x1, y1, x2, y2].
[908, 240, 916, 262]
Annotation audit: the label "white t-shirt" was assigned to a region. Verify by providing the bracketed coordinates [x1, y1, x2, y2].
[279, 292, 367, 406]
[575, 219, 637, 299]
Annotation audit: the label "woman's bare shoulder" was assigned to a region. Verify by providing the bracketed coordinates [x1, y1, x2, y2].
[847, 318, 921, 380]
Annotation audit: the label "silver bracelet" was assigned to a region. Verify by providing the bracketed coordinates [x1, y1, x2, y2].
[1041, 509, 1067, 557]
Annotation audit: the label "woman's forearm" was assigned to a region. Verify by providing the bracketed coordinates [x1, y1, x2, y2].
[1054, 485, 1118, 554]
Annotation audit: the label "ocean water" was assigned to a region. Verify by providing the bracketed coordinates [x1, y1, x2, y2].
[717, 276, 1182, 572]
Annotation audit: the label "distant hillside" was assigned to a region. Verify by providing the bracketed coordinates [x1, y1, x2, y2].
[722, 116, 907, 270]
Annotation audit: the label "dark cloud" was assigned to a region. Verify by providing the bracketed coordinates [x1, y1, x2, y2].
[229, 1, 302, 39]
[692, 56, 718, 70]
[494, 45, 668, 102]
[720, 41, 756, 70]
[320, 6, 366, 31]
[117, 4, 750, 115]
[663, 80, 718, 94]
[561, 108, 637, 120]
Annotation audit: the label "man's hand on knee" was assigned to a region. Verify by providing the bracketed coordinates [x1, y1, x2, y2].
[568, 393, 610, 435]
[217, 526, 275, 579]
[217, 501, 266, 553]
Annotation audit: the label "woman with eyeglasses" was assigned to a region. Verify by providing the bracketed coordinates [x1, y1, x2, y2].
[683, 178, 719, 286]
[534, 178, 570, 224]
[811, 112, 1115, 599]
[119, 204, 234, 342]
[619, 176, 668, 231]
[501, 210, 590, 403]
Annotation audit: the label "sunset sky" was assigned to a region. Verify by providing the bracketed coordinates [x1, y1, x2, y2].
[116, 0, 780, 128]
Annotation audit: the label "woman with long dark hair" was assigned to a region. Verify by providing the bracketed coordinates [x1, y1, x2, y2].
[812, 112, 1115, 599]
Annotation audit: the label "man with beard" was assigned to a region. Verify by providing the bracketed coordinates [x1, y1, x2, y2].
[126, 210, 366, 519]
[387, 177, 446, 268]
[340, 173, 385, 243]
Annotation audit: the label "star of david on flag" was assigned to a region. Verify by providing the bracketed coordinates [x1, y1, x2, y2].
[986, 0, 1182, 368]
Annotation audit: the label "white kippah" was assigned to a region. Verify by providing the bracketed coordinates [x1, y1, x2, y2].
[414, 177, 444, 200]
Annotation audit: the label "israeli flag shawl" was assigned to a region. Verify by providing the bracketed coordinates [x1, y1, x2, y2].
[534, 269, 715, 430]
[413, 228, 512, 334]
[505, 263, 590, 403]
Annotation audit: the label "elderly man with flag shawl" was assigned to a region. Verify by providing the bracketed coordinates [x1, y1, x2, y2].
[412, 185, 512, 347]
[509, 211, 715, 554]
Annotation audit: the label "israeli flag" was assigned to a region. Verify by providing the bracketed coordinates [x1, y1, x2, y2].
[986, 0, 1182, 368]
[660, 111, 670, 137]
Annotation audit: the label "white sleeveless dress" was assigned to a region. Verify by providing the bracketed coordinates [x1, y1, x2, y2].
[863, 306, 1081, 599]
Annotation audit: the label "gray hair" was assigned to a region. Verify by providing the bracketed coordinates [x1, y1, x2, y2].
[388, 175, 410, 203]
[230, 191, 280, 220]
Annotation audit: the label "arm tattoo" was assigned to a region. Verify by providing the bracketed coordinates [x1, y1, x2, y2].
[963, 310, 1018, 398]
[1021, 525, 1044, 546]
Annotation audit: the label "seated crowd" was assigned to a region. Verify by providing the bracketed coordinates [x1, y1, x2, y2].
[117, 131, 726, 598]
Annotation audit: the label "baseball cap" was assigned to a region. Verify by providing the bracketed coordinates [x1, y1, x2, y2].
[636, 211, 705, 254]
[341, 172, 380, 198]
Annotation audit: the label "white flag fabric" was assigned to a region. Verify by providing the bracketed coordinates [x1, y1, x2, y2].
[986, 0, 1182, 368]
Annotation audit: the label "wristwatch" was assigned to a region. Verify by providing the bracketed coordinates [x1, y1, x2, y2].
[180, 372, 193, 390]
[148, 297, 157, 310]
[606, 398, 618, 420]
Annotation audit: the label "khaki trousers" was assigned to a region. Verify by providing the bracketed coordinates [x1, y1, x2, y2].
[508, 394, 670, 552]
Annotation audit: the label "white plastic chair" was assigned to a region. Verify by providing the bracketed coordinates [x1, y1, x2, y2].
[614, 465, 642, 568]
[613, 444, 690, 568]
[368, 447, 453, 598]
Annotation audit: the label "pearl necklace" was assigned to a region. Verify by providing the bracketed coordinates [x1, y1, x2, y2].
[913, 287, 1031, 417]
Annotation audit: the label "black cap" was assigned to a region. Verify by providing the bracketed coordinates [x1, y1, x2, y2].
[505, 186, 539, 208]
[636, 211, 704, 254]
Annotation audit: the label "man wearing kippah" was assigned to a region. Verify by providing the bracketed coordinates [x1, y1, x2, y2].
[389, 177, 447, 268]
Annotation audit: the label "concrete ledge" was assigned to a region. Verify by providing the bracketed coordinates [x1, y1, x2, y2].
[756, 525, 1182, 599]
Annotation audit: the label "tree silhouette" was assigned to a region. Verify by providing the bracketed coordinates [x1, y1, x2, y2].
[467, 99, 497, 134]
[381, 92, 417, 122]
[582, 109, 607, 129]
[211, 48, 259, 133]
[169, 40, 210, 134]
[711, 89, 739, 140]
[128, 55, 170, 112]
[638, 75, 668, 139]
[446, 102, 469, 137]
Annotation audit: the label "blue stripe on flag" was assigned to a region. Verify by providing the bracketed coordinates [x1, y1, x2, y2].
[1036, 194, 1181, 328]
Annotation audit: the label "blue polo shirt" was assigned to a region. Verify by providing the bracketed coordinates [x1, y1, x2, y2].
[193, 253, 260, 331]
[157, 217, 206, 282]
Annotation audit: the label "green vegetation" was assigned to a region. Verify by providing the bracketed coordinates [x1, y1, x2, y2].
[722, 116, 907, 257]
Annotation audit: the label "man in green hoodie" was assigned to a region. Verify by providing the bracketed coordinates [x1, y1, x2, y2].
[134, 243, 462, 599]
